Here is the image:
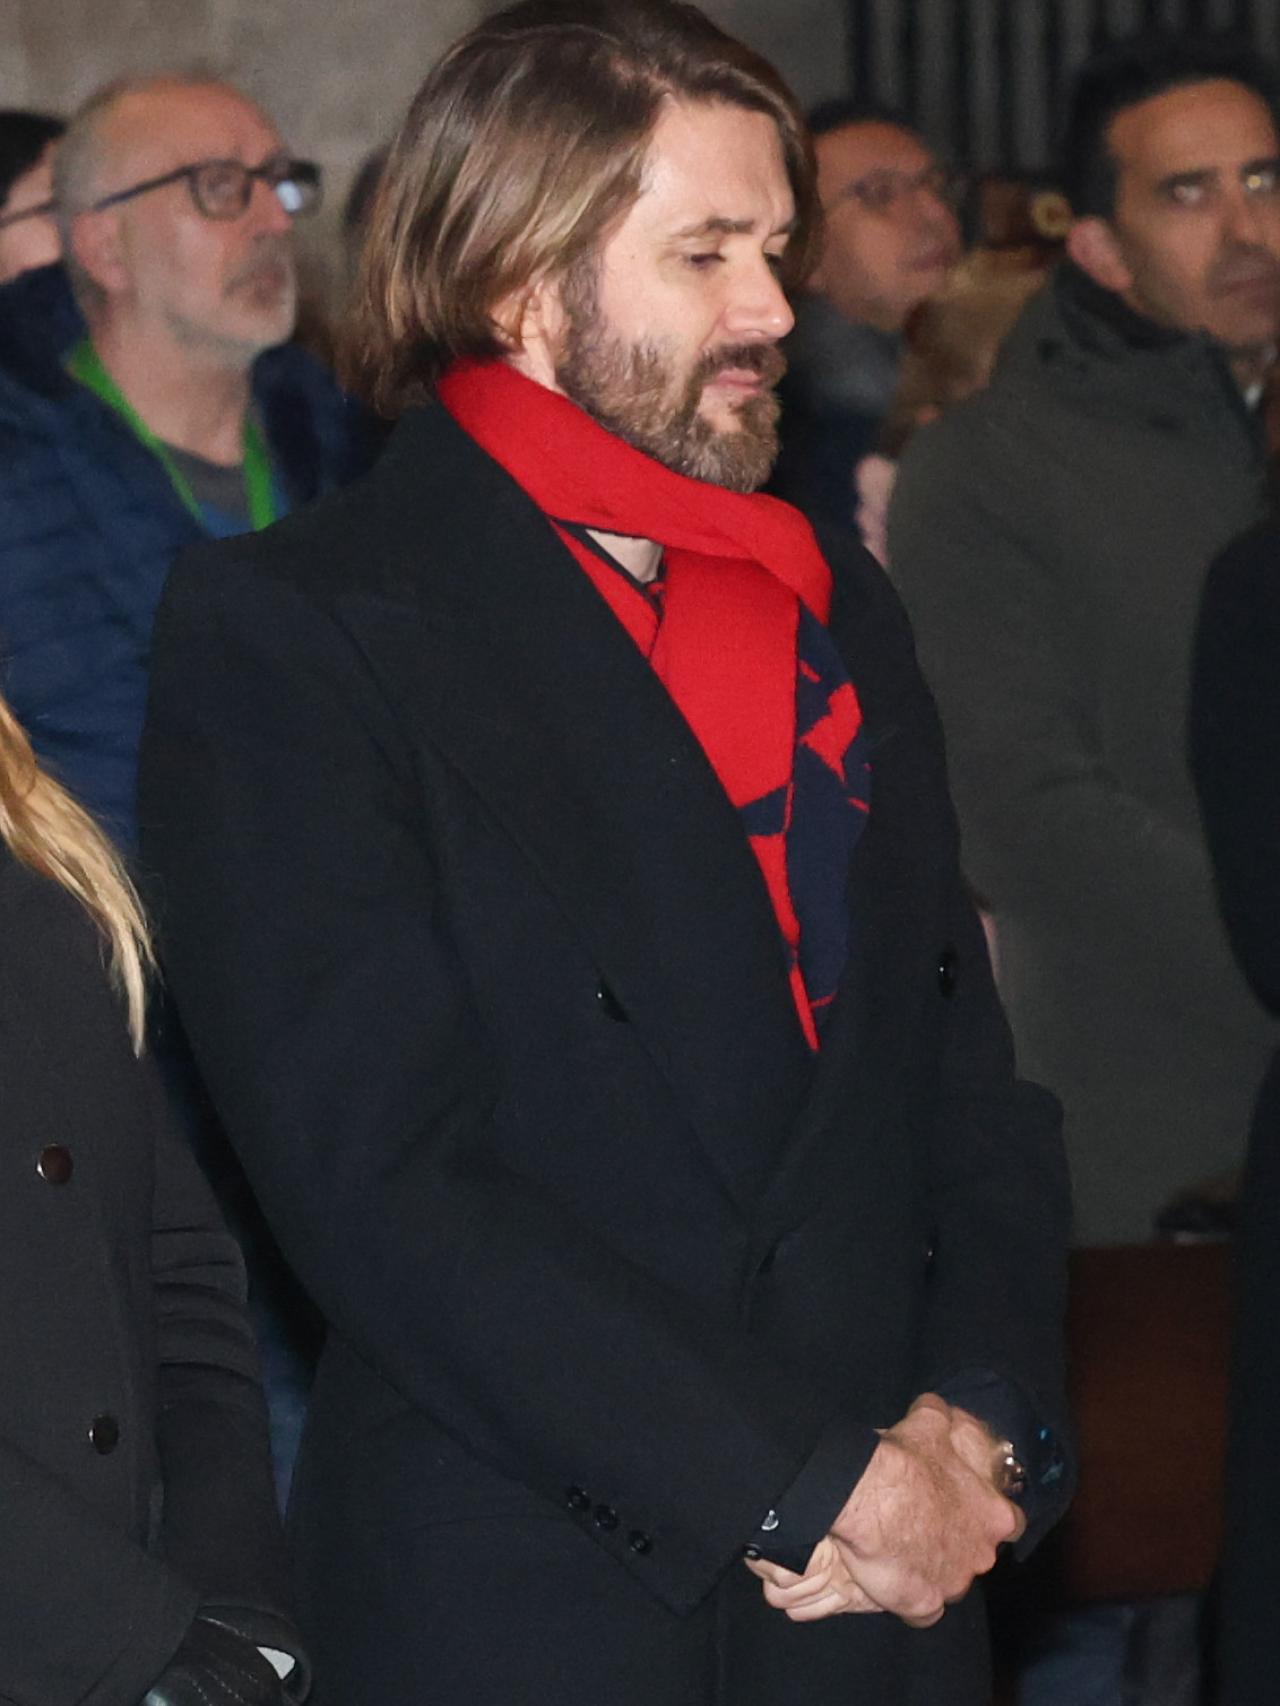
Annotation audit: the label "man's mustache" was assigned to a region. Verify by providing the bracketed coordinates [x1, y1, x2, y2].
[1208, 242, 1280, 295]
[226, 237, 296, 293]
[695, 343, 788, 388]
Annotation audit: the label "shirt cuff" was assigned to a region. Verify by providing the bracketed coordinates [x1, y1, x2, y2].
[742, 1411, 880, 1574]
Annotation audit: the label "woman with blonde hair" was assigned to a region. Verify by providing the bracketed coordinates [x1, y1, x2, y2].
[0, 693, 307, 1702]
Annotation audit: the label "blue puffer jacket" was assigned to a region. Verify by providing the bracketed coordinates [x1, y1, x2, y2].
[0, 263, 371, 846]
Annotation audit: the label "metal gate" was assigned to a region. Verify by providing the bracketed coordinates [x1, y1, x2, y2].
[846, 0, 1280, 171]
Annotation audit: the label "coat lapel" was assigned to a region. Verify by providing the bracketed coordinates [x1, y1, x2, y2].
[340, 407, 816, 1211]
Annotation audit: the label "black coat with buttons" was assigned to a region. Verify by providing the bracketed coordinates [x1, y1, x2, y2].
[139, 403, 1072, 1706]
[0, 848, 295, 1704]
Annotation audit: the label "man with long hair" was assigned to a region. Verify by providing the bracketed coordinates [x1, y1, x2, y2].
[141, 5, 1072, 1701]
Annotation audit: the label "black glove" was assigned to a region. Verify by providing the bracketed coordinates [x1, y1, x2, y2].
[143, 1615, 286, 1706]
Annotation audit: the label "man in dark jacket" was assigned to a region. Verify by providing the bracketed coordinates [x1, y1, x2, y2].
[140, 5, 1072, 1703]
[890, 34, 1280, 1251]
[0, 72, 365, 850]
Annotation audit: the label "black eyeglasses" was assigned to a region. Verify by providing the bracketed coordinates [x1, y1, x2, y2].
[88, 154, 322, 221]
[0, 197, 56, 232]
[828, 164, 966, 218]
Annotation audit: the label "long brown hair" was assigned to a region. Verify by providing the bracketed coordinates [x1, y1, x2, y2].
[0, 693, 152, 1051]
[349, 0, 818, 417]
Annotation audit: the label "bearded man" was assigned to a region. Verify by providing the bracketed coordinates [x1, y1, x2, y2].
[139, 5, 1072, 1703]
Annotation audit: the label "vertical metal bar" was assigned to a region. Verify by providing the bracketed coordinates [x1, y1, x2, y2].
[849, 0, 876, 107]
[969, 0, 1001, 173]
[1044, 0, 1065, 173]
[901, 0, 921, 125]
[994, 0, 1017, 167]
[954, 0, 974, 164]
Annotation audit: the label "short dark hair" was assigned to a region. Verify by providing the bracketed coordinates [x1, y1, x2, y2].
[0, 110, 64, 212]
[352, 0, 817, 416]
[806, 97, 912, 141]
[1062, 31, 1280, 217]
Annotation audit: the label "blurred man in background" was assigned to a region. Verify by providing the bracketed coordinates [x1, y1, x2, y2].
[0, 110, 64, 283]
[0, 72, 364, 844]
[771, 101, 961, 525]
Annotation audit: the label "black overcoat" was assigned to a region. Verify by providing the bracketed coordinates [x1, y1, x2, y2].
[1189, 520, 1280, 1706]
[0, 848, 293, 1704]
[139, 404, 1071, 1706]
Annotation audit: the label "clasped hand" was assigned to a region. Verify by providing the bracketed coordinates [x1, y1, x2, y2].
[745, 1393, 1024, 1628]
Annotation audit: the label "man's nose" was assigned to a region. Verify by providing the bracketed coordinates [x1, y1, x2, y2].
[724, 256, 795, 342]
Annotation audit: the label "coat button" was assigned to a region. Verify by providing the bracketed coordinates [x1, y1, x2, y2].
[593, 1504, 619, 1531]
[36, 1144, 73, 1184]
[628, 1530, 653, 1555]
[937, 948, 958, 997]
[566, 1486, 590, 1513]
[88, 1414, 120, 1455]
[596, 982, 627, 1022]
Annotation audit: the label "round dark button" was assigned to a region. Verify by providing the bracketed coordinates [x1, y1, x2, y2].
[566, 1486, 590, 1513]
[593, 1504, 619, 1532]
[88, 1414, 120, 1455]
[36, 1144, 73, 1185]
[628, 1530, 652, 1555]
[937, 948, 958, 997]
[596, 982, 627, 1023]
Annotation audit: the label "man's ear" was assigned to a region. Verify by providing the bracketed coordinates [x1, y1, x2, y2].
[1067, 216, 1133, 296]
[493, 274, 563, 386]
[69, 207, 129, 299]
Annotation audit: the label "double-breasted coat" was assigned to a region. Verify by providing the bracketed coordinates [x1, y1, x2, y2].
[0, 847, 295, 1704]
[139, 405, 1071, 1706]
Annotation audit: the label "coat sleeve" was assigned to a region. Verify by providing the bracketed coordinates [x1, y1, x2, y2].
[139, 550, 884, 1618]
[147, 1067, 302, 1657]
[1189, 523, 1280, 1015]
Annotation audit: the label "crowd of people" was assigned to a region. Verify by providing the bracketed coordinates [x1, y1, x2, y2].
[0, 2, 1277, 1704]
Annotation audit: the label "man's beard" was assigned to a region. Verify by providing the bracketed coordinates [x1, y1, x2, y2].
[553, 261, 786, 493]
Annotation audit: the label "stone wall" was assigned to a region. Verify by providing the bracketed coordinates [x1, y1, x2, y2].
[4, 0, 847, 280]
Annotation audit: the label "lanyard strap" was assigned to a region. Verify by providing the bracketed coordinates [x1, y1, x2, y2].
[66, 338, 278, 533]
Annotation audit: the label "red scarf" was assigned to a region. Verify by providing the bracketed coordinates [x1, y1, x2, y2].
[438, 358, 864, 1048]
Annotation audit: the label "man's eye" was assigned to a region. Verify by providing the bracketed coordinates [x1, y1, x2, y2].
[685, 252, 724, 268]
[764, 251, 787, 274]
[1168, 180, 1208, 207]
[1245, 166, 1280, 195]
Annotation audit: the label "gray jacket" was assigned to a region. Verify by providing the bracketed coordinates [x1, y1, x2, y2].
[889, 262, 1278, 1244]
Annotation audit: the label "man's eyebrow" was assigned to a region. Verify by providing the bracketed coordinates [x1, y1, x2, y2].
[670, 213, 797, 240]
[1155, 166, 1218, 194]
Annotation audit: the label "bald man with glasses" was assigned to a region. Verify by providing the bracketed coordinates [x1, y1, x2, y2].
[0, 72, 363, 850]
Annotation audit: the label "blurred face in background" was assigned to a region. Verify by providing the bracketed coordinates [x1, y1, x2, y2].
[74, 83, 299, 366]
[809, 120, 962, 333]
[1071, 78, 1280, 357]
[0, 143, 59, 283]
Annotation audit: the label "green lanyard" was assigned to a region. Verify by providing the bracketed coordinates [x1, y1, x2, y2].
[66, 338, 278, 533]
